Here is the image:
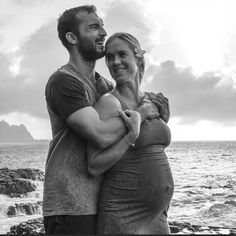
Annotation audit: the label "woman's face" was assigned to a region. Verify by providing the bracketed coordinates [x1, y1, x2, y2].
[105, 38, 139, 83]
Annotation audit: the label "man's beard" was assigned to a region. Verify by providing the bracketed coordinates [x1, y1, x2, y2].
[77, 35, 105, 61]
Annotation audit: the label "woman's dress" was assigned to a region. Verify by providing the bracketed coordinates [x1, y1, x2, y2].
[96, 93, 174, 234]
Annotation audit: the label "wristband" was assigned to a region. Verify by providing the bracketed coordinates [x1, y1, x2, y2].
[124, 135, 135, 147]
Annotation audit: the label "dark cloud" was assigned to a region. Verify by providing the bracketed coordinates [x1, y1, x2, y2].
[142, 60, 236, 125]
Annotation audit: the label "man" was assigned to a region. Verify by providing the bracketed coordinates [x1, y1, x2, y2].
[43, 5, 169, 234]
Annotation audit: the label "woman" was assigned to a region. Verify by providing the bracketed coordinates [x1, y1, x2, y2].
[87, 33, 174, 234]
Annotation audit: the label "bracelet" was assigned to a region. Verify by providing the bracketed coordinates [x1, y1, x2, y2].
[124, 135, 135, 147]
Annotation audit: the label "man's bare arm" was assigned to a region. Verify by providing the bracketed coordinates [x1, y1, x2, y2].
[66, 93, 160, 149]
[87, 109, 141, 177]
[66, 95, 126, 149]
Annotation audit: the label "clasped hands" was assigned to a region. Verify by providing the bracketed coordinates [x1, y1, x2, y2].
[117, 92, 170, 146]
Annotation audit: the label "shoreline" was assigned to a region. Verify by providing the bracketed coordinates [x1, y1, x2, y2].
[6, 218, 236, 235]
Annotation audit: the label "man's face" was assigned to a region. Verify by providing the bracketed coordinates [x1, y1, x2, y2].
[75, 11, 107, 61]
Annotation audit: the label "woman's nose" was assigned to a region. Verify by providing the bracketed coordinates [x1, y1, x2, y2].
[113, 56, 121, 65]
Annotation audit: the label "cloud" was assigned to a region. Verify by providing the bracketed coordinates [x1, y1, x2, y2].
[104, 0, 157, 51]
[0, 20, 67, 118]
[0, 0, 235, 130]
[142, 60, 236, 125]
[0, 0, 155, 121]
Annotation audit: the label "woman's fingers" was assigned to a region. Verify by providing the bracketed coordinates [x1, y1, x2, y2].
[117, 110, 129, 123]
[118, 110, 141, 129]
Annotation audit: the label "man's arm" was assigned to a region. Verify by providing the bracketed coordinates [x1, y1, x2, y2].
[146, 92, 170, 123]
[67, 94, 160, 149]
[48, 73, 158, 149]
[66, 94, 126, 149]
[87, 109, 141, 177]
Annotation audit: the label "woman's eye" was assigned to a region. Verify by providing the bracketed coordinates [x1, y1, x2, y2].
[106, 55, 113, 61]
[119, 52, 127, 58]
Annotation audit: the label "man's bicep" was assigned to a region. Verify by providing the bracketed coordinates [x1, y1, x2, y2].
[94, 93, 122, 121]
[66, 106, 101, 139]
[66, 94, 125, 147]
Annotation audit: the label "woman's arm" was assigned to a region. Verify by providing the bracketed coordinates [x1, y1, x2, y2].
[87, 94, 141, 177]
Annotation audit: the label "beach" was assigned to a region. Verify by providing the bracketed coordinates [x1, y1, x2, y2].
[0, 141, 235, 234]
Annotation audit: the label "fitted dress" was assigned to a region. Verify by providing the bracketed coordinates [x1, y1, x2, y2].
[96, 93, 174, 234]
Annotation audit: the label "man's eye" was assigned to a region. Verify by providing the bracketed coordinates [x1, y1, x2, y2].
[90, 25, 98, 29]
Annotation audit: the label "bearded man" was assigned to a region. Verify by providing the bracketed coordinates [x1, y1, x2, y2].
[43, 5, 160, 234]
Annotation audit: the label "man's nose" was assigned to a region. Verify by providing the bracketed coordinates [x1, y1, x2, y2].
[100, 27, 107, 37]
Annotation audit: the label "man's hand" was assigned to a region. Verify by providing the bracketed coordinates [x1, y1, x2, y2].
[117, 110, 141, 143]
[137, 97, 160, 121]
[148, 92, 170, 123]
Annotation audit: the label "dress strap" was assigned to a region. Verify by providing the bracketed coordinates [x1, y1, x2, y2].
[111, 90, 130, 111]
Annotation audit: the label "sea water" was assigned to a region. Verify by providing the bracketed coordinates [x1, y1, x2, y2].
[0, 141, 235, 233]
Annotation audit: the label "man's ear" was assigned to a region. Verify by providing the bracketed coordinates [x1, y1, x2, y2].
[65, 32, 77, 45]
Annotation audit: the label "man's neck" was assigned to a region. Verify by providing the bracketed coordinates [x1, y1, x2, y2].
[68, 52, 96, 79]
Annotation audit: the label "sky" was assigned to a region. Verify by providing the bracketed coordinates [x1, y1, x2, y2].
[0, 0, 236, 141]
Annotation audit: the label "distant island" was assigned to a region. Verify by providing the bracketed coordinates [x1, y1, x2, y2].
[0, 120, 35, 143]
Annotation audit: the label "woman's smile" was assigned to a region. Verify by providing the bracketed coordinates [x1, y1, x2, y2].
[113, 66, 126, 76]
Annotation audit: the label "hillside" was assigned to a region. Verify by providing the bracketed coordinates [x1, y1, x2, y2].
[0, 120, 34, 142]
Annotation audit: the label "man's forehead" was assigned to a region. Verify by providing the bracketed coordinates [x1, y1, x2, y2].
[76, 11, 103, 24]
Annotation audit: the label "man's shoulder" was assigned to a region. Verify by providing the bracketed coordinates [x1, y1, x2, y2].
[46, 69, 84, 90]
[48, 69, 74, 83]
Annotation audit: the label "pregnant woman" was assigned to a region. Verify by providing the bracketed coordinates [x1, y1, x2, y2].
[87, 32, 174, 234]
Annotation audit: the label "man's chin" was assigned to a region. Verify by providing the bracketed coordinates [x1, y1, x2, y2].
[95, 51, 105, 59]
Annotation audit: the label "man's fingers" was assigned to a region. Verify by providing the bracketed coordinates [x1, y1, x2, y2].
[151, 98, 162, 106]
[147, 112, 160, 120]
[156, 93, 168, 102]
[156, 92, 164, 97]
[140, 98, 150, 105]
[155, 94, 168, 102]
[151, 97, 168, 106]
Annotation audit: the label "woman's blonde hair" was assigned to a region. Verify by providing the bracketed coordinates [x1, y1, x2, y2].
[105, 32, 145, 82]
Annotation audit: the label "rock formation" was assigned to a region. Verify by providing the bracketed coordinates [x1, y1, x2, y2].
[0, 120, 34, 142]
[0, 168, 44, 197]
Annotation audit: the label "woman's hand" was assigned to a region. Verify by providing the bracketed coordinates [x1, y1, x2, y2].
[117, 110, 141, 144]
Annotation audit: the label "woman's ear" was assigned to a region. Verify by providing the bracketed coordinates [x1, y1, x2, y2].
[65, 32, 77, 45]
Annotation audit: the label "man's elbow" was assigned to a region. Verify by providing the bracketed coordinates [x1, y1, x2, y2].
[91, 134, 110, 149]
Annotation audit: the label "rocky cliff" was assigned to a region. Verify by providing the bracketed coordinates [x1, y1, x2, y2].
[0, 120, 34, 142]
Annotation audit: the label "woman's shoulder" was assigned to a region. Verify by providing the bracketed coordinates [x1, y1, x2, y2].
[94, 92, 122, 120]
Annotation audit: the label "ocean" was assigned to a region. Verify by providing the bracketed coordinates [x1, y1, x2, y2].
[0, 141, 235, 234]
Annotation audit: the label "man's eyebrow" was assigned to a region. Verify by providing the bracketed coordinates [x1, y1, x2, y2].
[88, 19, 103, 26]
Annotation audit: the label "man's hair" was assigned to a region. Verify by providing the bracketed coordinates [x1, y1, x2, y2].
[57, 5, 97, 50]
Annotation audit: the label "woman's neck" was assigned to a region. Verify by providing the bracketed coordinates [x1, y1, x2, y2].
[115, 77, 144, 109]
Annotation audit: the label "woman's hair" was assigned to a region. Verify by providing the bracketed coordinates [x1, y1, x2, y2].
[105, 32, 146, 82]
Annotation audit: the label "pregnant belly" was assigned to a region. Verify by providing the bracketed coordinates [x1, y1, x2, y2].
[100, 148, 174, 215]
[139, 157, 174, 213]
